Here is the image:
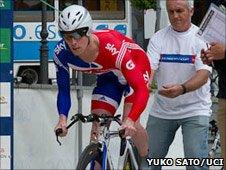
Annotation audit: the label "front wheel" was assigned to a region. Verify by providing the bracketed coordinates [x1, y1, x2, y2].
[76, 142, 111, 170]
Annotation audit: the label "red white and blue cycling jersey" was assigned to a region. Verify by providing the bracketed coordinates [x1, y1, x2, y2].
[53, 30, 151, 121]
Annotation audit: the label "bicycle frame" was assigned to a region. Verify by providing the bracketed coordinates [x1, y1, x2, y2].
[117, 137, 138, 169]
[208, 119, 221, 158]
[55, 114, 139, 170]
[89, 141, 114, 170]
[209, 130, 221, 158]
[93, 125, 138, 170]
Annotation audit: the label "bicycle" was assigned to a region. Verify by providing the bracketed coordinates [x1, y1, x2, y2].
[208, 69, 221, 158]
[55, 113, 140, 170]
[208, 119, 221, 158]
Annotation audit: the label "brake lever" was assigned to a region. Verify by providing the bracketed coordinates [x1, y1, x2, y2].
[70, 113, 79, 121]
[77, 114, 86, 122]
[55, 129, 63, 146]
[114, 114, 122, 125]
[118, 128, 125, 138]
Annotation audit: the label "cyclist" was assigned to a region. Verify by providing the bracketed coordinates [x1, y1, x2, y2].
[54, 5, 152, 158]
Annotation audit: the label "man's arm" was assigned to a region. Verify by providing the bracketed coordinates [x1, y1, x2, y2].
[201, 42, 226, 64]
[159, 69, 209, 98]
[182, 69, 209, 92]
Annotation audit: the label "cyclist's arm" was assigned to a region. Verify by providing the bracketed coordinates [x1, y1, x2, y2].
[54, 55, 71, 118]
[121, 54, 149, 122]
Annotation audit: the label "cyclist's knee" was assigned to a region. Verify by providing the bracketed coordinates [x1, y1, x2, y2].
[92, 109, 113, 116]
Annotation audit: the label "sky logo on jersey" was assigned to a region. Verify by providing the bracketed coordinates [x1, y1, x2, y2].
[105, 43, 119, 56]
[160, 54, 195, 64]
[0, 29, 10, 63]
[143, 71, 150, 83]
[54, 41, 66, 55]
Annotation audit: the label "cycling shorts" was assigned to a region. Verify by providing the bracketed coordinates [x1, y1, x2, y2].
[91, 72, 130, 114]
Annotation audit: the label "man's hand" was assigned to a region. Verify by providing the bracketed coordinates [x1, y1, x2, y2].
[158, 84, 184, 98]
[201, 49, 212, 65]
[201, 42, 226, 64]
[121, 117, 136, 137]
[54, 114, 68, 137]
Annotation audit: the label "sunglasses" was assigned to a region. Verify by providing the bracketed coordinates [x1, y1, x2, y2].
[59, 27, 89, 39]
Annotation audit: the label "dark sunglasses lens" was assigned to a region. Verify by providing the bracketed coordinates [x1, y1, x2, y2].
[59, 27, 89, 39]
[71, 32, 82, 39]
[76, 27, 89, 36]
[59, 32, 81, 39]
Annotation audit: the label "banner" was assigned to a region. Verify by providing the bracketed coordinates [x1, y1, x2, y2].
[0, 0, 13, 169]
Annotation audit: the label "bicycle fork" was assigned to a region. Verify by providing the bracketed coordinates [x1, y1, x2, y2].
[117, 138, 138, 169]
[90, 141, 114, 170]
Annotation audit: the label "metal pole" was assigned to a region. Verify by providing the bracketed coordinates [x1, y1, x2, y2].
[76, 71, 83, 156]
[155, 0, 161, 32]
[40, 2, 49, 84]
[77, 0, 83, 157]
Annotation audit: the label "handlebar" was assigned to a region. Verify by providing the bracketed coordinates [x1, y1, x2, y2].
[55, 113, 122, 145]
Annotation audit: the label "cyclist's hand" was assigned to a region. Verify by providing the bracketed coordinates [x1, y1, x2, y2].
[54, 114, 68, 137]
[121, 118, 136, 137]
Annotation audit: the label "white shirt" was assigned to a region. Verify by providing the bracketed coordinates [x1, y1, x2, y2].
[147, 24, 212, 119]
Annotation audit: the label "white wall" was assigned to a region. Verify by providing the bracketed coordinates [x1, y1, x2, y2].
[14, 87, 186, 169]
[14, 88, 82, 169]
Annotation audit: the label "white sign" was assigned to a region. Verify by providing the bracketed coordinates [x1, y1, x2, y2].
[0, 82, 11, 117]
[144, 9, 156, 39]
[196, 3, 226, 44]
[0, 136, 11, 169]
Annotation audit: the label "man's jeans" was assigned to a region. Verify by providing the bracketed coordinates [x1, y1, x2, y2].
[141, 115, 209, 170]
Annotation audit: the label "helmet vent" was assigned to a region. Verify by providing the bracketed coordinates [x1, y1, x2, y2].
[76, 11, 80, 16]
[67, 12, 70, 19]
[62, 21, 67, 26]
[72, 19, 76, 25]
[78, 14, 82, 21]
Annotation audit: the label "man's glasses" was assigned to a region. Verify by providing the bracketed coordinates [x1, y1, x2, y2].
[59, 27, 89, 40]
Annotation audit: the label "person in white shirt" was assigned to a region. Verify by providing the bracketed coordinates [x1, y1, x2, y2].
[142, 0, 212, 169]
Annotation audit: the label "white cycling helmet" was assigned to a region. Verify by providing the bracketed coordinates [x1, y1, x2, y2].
[59, 5, 93, 37]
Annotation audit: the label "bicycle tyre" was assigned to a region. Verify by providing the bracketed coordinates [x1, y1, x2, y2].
[76, 142, 111, 170]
